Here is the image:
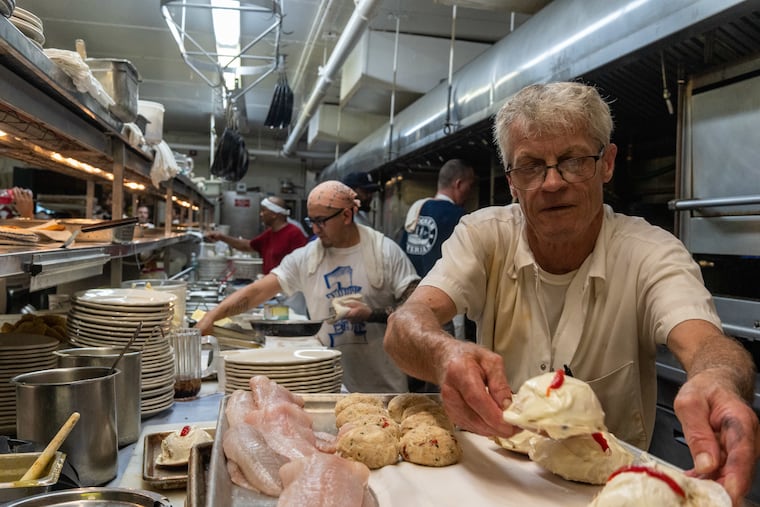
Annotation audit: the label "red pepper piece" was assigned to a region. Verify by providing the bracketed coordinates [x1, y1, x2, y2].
[545, 369, 565, 396]
[591, 432, 609, 452]
[607, 465, 685, 498]
[180, 425, 191, 437]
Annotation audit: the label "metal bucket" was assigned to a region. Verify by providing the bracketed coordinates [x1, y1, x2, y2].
[54, 348, 141, 447]
[11, 367, 118, 486]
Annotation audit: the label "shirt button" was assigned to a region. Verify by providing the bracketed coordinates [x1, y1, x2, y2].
[540, 363, 547, 371]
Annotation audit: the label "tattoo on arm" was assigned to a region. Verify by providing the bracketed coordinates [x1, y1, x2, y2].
[228, 297, 251, 317]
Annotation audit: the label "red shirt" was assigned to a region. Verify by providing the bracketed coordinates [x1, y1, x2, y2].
[250, 223, 308, 274]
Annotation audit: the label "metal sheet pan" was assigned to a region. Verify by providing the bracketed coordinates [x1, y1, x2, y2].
[142, 427, 216, 490]
[187, 442, 213, 507]
[203, 394, 605, 507]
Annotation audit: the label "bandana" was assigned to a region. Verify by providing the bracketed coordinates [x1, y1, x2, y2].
[261, 197, 290, 216]
[307, 181, 360, 212]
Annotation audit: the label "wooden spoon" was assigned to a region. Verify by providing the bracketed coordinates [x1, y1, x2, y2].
[19, 412, 80, 482]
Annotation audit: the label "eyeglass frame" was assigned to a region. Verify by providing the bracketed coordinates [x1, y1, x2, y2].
[304, 208, 344, 229]
[505, 146, 606, 190]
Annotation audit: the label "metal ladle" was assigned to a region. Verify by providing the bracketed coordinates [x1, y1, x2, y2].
[109, 321, 142, 375]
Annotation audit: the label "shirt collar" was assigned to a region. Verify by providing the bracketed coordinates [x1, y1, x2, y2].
[508, 204, 611, 294]
[434, 193, 455, 204]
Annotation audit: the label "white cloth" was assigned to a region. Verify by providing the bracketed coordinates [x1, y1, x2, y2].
[422, 204, 721, 449]
[329, 294, 363, 322]
[404, 193, 453, 233]
[44, 49, 115, 110]
[404, 198, 432, 233]
[121, 122, 145, 147]
[150, 140, 180, 188]
[272, 230, 420, 393]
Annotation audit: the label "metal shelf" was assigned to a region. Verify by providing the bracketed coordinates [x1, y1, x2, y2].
[0, 16, 212, 207]
[0, 233, 195, 290]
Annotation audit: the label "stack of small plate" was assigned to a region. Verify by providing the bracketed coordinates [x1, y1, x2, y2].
[0, 0, 15, 18]
[65, 288, 177, 418]
[221, 348, 342, 394]
[9, 7, 44, 49]
[0, 333, 59, 435]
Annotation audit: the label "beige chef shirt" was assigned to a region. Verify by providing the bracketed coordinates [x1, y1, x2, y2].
[422, 204, 721, 449]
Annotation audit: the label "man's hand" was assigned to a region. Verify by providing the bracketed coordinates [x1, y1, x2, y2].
[675, 368, 760, 505]
[11, 187, 33, 219]
[437, 340, 518, 438]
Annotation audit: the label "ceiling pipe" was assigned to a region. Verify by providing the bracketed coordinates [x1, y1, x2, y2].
[281, 0, 383, 156]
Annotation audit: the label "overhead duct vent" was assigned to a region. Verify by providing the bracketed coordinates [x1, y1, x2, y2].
[433, 0, 550, 13]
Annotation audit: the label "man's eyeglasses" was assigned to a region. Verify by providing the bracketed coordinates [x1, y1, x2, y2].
[505, 146, 605, 191]
[304, 208, 344, 229]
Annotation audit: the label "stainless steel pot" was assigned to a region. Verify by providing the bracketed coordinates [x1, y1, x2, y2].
[2, 487, 171, 507]
[11, 367, 118, 486]
[54, 347, 141, 447]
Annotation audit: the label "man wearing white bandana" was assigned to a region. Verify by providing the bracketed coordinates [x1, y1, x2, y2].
[205, 196, 307, 275]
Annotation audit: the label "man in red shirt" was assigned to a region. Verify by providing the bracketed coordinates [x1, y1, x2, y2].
[205, 196, 307, 274]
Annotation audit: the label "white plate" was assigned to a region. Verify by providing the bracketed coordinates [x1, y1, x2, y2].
[0, 333, 59, 350]
[223, 347, 340, 366]
[10, 16, 44, 44]
[225, 366, 342, 381]
[75, 288, 177, 307]
[75, 298, 173, 313]
[71, 306, 173, 321]
[12, 7, 42, 29]
[141, 399, 174, 418]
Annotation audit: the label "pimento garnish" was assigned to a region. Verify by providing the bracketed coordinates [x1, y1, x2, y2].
[607, 465, 685, 498]
[545, 369, 565, 396]
[180, 425, 191, 437]
[592, 432, 609, 452]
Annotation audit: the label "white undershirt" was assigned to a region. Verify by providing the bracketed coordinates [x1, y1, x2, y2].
[537, 266, 576, 337]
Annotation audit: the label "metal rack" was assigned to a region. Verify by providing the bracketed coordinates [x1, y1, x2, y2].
[0, 15, 212, 212]
[0, 16, 211, 289]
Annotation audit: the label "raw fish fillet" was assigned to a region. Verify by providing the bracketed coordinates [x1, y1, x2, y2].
[314, 431, 338, 453]
[277, 453, 371, 507]
[223, 424, 288, 496]
[226, 389, 257, 428]
[249, 375, 305, 408]
[246, 402, 319, 460]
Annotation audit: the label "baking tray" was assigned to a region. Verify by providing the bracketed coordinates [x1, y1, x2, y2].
[186, 441, 213, 507]
[142, 427, 216, 490]
[205, 394, 382, 507]
[0, 451, 66, 503]
[202, 394, 609, 507]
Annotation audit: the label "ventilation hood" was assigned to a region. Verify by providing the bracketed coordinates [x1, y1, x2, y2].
[320, 0, 756, 181]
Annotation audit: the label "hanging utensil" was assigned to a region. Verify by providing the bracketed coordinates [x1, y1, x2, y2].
[18, 412, 80, 482]
[109, 321, 142, 375]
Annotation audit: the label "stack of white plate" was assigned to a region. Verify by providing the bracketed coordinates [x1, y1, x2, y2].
[0, 333, 58, 434]
[65, 288, 177, 418]
[222, 348, 342, 394]
[9, 7, 44, 49]
[0, 0, 16, 18]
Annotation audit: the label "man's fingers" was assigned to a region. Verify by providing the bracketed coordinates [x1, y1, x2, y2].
[674, 387, 720, 475]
